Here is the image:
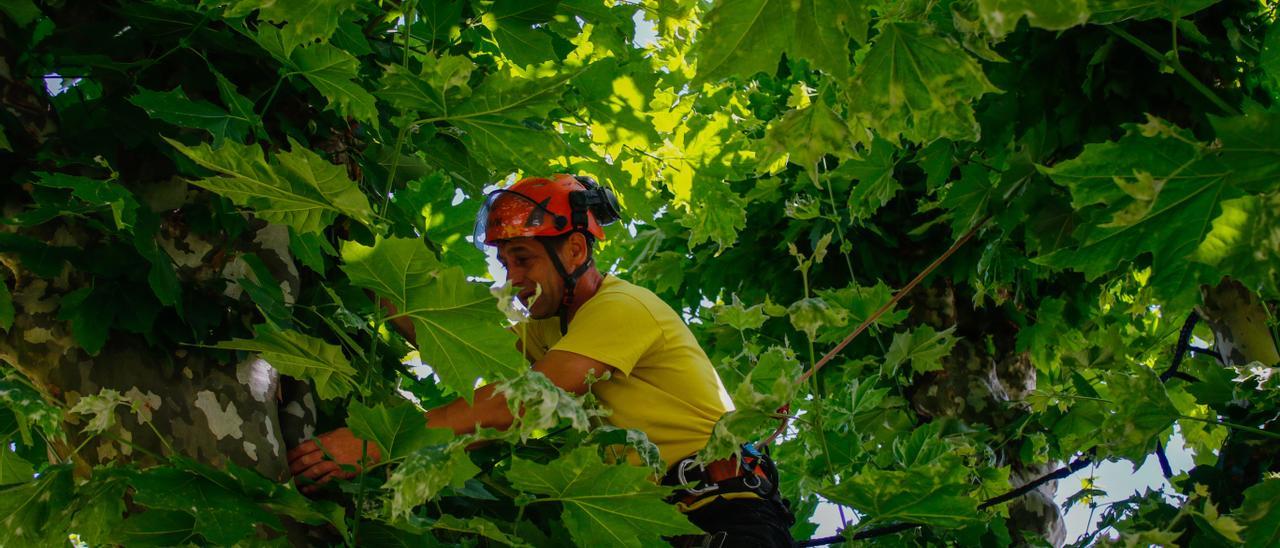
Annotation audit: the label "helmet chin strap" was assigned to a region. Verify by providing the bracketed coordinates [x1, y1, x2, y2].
[537, 238, 594, 335]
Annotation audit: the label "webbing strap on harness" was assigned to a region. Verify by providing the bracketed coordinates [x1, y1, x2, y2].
[537, 237, 594, 335]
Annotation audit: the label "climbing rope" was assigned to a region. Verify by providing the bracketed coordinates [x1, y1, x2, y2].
[759, 216, 991, 448]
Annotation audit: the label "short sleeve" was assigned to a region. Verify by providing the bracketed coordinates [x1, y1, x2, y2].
[551, 292, 663, 376]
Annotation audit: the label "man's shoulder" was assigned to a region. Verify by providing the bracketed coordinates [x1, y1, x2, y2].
[591, 276, 669, 312]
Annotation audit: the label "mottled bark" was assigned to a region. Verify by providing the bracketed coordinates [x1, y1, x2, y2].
[904, 284, 1066, 547]
[0, 207, 316, 482]
[1198, 278, 1280, 367]
[1198, 278, 1280, 509]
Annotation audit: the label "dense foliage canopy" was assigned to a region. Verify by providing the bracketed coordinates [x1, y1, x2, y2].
[1, 0, 1279, 546]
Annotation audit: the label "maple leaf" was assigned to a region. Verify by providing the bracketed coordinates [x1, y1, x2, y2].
[340, 237, 523, 399]
[844, 22, 1000, 145]
[510, 447, 700, 547]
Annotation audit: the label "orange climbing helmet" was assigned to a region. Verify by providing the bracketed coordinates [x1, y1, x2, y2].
[473, 174, 621, 248]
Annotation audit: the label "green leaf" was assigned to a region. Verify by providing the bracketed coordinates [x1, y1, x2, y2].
[69, 388, 129, 434]
[764, 101, 852, 170]
[884, 325, 959, 377]
[1237, 478, 1280, 548]
[0, 280, 13, 331]
[814, 281, 906, 344]
[213, 324, 357, 399]
[289, 227, 330, 272]
[735, 346, 803, 409]
[166, 137, 374, 233]
[259, 0, 358, 54]
[32, 172, 140, 231]
[130, 466, 276, 545]
[832, 137, 899, 221]
[114, 509, 197, 546]
[0, 378, 61, 444]
[1036, 120, 1236, 305]
[433, 514, 527, 547]
[210, 66, 266, 140]
[279, 36, 378, 123]
[509, 447, 699, 547]
[1210, 107, 1280, 193]
[844, 22, 999, 144]
[56, 286, 112, 356]
[133, 212, 182, 308]
[482, 3, 559, 68]
[698, 407, 777, 462]
[1190, 194, 1280, 299]
[680, 182, 747, 255]
[0, 233, 74, 278]
[1262, 21, 1280, 95]
[632, 251, 685, 294]
[385, 444, 480, 518]
[340, 238, 522, 399]
[713, 295, 769, 331]
[1086, 0, 1220, 24]
[0, 0, 41, 26]
[376, 64, 448, 114]
[236, 253, 294, 328]
[128, 87, 251, 146]
[1099, 367, 1179, 462]
[496, 371, 600, 441]
[587, 426, 664, 471]
[437, 70, 576, 173]
[976, 0, 1090, 37]
[820, 454, 978, 528]
[0, 445, 34, 485]
[939, 164, 996, 237]
[346, 401, 452, 461]
[694, 0, 867, 81]
[788, 296, 848, 341]
[0, 465, 74, 546]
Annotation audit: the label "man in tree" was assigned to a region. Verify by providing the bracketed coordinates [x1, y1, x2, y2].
[287, 175, 795, 546]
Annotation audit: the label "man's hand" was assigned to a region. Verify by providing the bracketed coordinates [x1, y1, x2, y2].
[287, 427, 382, 494]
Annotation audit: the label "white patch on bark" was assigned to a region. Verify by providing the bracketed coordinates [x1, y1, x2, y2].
[96, 440, 118, 461]
[22, 327, 54, 344]
[14, 279, 58, 313]
[284, 401, 306, 418]
[253, 223, 298, 304]
[264, 415, 280, 456]
[236, 357, 276, 402]
[194, 390, 244, 440]
[118, 428, 133, 456]
[243, 440, 258, 461]
[159, 232, 213, 268]
[124, 387, 162, 423]
[220, 256, 249, 300]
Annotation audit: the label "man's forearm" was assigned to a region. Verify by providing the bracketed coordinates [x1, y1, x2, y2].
[425, 383, 515, 436]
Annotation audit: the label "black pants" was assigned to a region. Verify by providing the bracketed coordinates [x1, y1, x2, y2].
[671, 494, 795, 547]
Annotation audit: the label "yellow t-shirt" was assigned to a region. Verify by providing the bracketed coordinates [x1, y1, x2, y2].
[517, 276, 733, 465]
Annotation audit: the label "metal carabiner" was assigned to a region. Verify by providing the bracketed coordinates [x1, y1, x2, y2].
[677, 459, 719, 496]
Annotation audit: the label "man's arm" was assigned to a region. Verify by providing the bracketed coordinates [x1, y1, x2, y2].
[288, 350, 615, 492]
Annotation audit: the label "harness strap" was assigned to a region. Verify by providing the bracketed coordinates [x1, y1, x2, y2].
[537, 237, 594, 335]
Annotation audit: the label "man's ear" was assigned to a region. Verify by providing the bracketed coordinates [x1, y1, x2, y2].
[564, 232, 590, 268]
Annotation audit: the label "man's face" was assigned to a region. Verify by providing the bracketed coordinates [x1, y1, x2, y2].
[495, 238, 562, 319]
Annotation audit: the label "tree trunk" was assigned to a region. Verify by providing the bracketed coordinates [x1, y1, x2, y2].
[1198, 278, 1280, 508]
[0, 209, 316, 482]
[904, 283, 1067, 546]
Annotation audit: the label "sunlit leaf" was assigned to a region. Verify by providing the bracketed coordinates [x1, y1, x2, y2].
[166, 137, 374, 233]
